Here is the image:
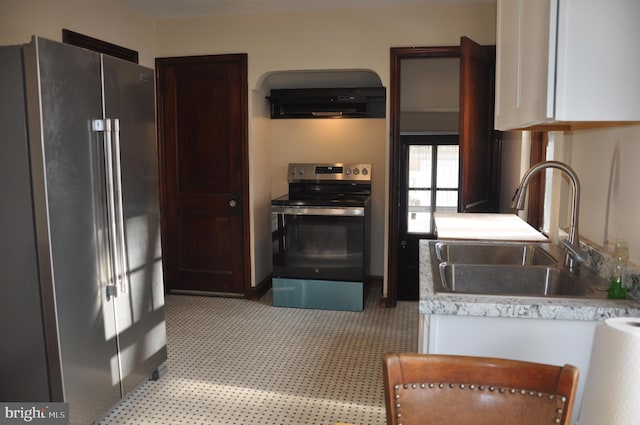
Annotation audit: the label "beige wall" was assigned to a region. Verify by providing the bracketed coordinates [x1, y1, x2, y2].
[400, 58, 460, 133]
[401, 58, 460, 113]
[0, 0, 156, 67]
[568, 125, 640, 264]
[155, 4, 496, 87]
[155, 3, 497, 289]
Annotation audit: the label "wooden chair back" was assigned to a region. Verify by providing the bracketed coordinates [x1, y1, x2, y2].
[383, 353, 579, 425]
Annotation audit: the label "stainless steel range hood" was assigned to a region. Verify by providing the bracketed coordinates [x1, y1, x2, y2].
[267, 87, 386, 119]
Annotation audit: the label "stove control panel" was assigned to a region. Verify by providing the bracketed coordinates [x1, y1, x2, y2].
[288, 163, 371, 182]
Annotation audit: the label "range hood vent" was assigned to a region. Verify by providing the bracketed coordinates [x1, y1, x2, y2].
[267, 87, 386, 119]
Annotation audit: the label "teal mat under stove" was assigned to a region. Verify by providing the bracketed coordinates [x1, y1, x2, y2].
[272, 278, 364, 312]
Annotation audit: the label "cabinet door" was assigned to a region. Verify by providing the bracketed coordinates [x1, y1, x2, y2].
[495, 0, 555, 130]
[496, 0, 640, 129]
[555, 0, 640, 121]
[494, 0, 518, 129]
[424, 314, 596, 425]
[520, 0, 555, 125]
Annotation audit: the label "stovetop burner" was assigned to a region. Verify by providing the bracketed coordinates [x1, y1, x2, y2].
[271, 193, 370, 208]
[273, 163, 372, 208]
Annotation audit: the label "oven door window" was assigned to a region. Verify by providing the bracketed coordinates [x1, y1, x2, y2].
[272, 212, 365, 281]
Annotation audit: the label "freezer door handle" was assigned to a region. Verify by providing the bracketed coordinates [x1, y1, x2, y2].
[94, 118, 129, 298]
[103, 118, 122, 298]
[111, 118, 129, 295]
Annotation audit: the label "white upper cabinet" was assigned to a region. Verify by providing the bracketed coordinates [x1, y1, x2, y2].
[495, 0, 640, 130]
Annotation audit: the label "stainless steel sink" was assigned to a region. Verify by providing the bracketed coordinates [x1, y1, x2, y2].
[434, 241, 557, 266]
[429, 240, 607, 299]
[437, 263, 594, 297]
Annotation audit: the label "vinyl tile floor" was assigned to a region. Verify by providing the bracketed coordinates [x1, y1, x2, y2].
[99, 285, 418, 425]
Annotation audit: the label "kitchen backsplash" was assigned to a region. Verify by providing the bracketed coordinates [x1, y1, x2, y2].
[579, 236, 640, 301]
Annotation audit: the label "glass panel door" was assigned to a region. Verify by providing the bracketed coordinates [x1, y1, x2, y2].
[406, 140, 459, 236]
[434, 144, 459, 214]
[397, 133, 459, 300]
[407, 145, 432, 233]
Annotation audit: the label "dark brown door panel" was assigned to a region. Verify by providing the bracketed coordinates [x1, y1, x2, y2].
[459, 36, 500, 213]
[157, 54, 249, 296]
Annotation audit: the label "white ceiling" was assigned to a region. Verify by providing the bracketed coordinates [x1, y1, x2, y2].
[117, 0, 494, 19]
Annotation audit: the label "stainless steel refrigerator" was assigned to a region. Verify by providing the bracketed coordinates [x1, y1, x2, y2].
[0, 36, 167, 424]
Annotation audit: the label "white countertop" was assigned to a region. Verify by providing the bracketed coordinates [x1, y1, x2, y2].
[434, 213, 548, 242]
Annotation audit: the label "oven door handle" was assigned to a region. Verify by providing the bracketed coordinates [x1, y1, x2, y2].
[271, 205, 365, 216]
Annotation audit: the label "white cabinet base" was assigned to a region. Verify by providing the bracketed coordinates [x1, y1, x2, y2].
[421, 314, 596, 425]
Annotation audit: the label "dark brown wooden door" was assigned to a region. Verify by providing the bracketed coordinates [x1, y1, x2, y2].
[388, 39, 500, 304]
[459, 36, 500, 213]
[156, 54, 249, 296]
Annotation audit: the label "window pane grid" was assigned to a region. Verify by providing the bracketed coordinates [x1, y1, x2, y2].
[407, 144, 459, 234]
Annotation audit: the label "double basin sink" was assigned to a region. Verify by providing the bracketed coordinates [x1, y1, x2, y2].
[429, 240, 607, 299]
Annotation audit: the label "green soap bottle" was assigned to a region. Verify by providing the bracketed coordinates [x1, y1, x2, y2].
[607, 240, 629, 299]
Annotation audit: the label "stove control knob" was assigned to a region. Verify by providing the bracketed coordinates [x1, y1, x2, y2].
[298, 168, 305, 175]
[353, 168, 360, 175]
[345, 168, 352, 175]
[290, 167, 297, 175]
[362, 168, 369, 176]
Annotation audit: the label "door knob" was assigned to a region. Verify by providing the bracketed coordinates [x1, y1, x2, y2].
[400, 240, 407, 249]
[229, 199, 237, 208]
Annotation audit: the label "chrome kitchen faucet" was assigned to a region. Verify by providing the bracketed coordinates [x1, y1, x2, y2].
[512, 161, 587, 272]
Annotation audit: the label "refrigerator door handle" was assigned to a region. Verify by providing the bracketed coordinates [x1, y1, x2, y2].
[105, 118, 123, 298]
[94, 118, 122, 299]
[111, 118, 129, 295]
